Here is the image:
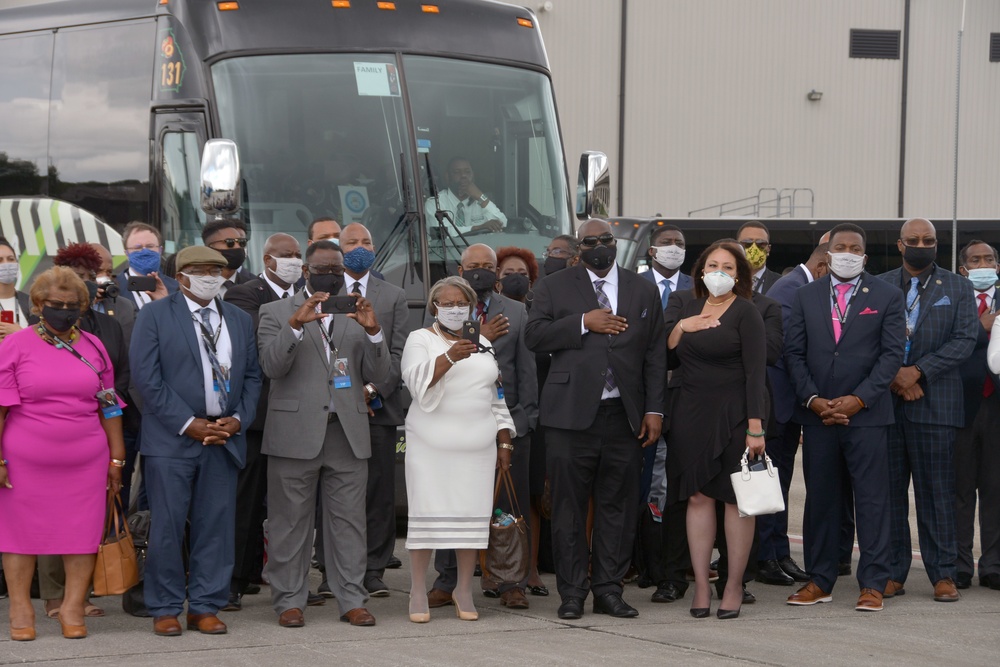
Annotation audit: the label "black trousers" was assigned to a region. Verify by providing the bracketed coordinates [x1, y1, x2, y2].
[231, 429, 267, 593]
[546, 401, 641, 600]
[659, 498, 692, 591]
[955, 392, 1000, 578]
[365, 423, 398, 576]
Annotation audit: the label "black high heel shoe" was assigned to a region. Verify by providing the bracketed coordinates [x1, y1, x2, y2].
[717, 607, 741, 620]
[689, 607, 710, 618]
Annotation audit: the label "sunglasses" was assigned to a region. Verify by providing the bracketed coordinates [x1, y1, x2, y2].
[212, 238, 249, 249]
[738, 239, 769, 248]
[579, 233, 615, 248]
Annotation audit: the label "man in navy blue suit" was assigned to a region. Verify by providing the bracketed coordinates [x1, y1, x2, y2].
[784, 223, 905, 612]
[877, 218, 977, 602]
[131, 245, 262, 637]
[116, 221, 179, 311]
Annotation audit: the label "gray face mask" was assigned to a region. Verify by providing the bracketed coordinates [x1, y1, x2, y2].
[180, 273, 226, 301]
[0, 262, 19, 285]
[828, 252, 865, 280]
[436, 305, 470, 331]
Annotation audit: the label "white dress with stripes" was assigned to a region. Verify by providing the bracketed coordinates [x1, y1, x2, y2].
[402, 327, 516, 550]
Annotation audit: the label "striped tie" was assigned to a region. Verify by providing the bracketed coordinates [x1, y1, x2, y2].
[199, 308, 229, 409]
[594, 279, 617, 392]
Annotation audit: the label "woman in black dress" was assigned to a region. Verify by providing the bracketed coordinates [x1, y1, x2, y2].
[666, 240, 767, 619]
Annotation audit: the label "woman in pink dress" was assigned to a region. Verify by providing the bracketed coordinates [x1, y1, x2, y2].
[0, 267, 126, 641]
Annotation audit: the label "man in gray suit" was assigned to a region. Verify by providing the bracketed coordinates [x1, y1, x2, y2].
[257, 240, 391, 628]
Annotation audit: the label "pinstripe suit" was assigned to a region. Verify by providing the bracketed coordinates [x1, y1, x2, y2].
[877, 265, 977, 585]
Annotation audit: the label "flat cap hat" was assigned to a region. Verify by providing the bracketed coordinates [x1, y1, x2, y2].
[175, 245, 227, 270]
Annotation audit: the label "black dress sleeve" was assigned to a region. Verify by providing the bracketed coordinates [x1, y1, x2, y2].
[739, 299, 768, 421]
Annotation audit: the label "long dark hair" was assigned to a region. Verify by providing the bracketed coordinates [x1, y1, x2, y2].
[692, 240, 753, 300]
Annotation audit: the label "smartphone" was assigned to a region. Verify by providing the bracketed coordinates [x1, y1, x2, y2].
[127, 275, 157, 292]
[461, 319, 480, 345]
[0, 311, 13, 324]
[321, 294, 358, 314]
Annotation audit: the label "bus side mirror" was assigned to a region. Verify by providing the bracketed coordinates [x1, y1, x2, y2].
[576, 150, 609, 220]
[200, 139, 242, 219]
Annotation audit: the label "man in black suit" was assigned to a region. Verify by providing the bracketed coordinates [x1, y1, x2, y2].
[222, 233, 302, 609]
[784, 223, 905, 612]
[525, 219, 666, 620]
[737, 221, 781, 295]
[877, 218, 977, 602]
[954, 240, 1000, 591]
[202, 220, 255, 298]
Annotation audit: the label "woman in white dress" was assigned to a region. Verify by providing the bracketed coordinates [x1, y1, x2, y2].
[402, 276, 515, 623]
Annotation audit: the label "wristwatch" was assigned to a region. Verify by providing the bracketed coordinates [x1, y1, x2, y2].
[364, 383, 379, 400]
[479, 193, 489, 204]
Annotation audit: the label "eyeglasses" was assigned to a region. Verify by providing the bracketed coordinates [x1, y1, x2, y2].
[543, 248, 573, 259]
[184, 268, 224, 277]
[579, 233, 615, 248]
[435, 301, 471, 309]
[738, 239, 769, 248]
[307, 264, 344, 275]
[210, 237, 249, 249]
[44, 300, 80, 310]
[126, 244, 162, 252]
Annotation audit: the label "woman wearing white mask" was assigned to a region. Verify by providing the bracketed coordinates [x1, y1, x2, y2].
[401, 276, 515, 623]
[665, 240, 767, 620]
[0, 238, 34, 344]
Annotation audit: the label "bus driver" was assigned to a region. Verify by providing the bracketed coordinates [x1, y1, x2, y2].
[424, 157, 507, 236]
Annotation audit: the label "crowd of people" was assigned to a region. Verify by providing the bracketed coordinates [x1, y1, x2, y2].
[1, 213, 998, 641]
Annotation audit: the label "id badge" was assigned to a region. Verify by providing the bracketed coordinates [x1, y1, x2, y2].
[496, 381, 505, 400]
[97, 389, 123, 419]
[213, 366, 231, 393]
[333, 357, 352, 389]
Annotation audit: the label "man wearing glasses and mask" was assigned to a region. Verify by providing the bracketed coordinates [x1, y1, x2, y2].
[737, 221, 781, 296]
[526, 219, 666, 620]
[202, 220, 253, 297]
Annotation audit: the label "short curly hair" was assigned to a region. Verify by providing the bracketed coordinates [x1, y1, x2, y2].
[54, 243, 102, 274]
[496, 246, 539, 285]
[29, 266, 91, 315]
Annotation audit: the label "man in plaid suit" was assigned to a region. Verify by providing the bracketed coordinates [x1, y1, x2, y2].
[877, 218, 977, 602]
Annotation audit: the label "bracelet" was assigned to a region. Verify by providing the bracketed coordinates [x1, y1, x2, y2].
[745, 429, 766, 438]
[443, 352, 456, 366]
[677, 322, 686, 333]
[0, 458, 7, 467]
[498, 443, 514, 451]
[110, 458, 126, 468]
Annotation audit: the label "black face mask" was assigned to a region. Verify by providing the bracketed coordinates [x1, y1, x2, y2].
[543, 256, 568, 275]
[84, 281, 99, 302]
[580, 244, 617, 272]
[218, 247, 246, 271]
[464, 268, 497, 297]
[42, 306, 80, 333]
[903, 245, 936, 271]
[309, 273, 345, 295]
[500, 273, 530, 300]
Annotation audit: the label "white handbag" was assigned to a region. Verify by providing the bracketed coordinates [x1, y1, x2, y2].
[729, 448, 785, 518]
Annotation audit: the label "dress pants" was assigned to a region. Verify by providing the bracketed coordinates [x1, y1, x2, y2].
[758, 420, 801, 561]
[801, 424, 891, 594]
[265, 419, 369, 616]
[231, 429, 268, 594]
[955, 392, 1000, 579]
[659, 499, 691, 591]
[546, 401, 641, 600]
[143, 446, 237, 617]
[365, 424, 398, 578]
[888, 413, 958, 584]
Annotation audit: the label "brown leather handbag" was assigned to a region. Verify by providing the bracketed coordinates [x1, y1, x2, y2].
[92, 489, 139, 596]
[480, 469, 530, 586]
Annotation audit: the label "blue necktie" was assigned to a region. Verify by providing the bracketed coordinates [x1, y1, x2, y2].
[906, 277, 920, 335]
[594, 280, 617, 393]
[660, 279, 671, 310]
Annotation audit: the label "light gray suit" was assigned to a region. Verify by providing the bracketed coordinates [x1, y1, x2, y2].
[258, 291, 390, 615]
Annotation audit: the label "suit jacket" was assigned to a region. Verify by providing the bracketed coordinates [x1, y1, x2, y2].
[525, 263, 666, 434]
[79, 308, 140, 433]
[784, 271, 906, 427]
[641, 269, 693, 295]
[765, 265, 810, 424]
[257, 291, 391, 460]
[116, 272, 180, 311]
[958, 290, 999, 426]
[360, 274, 409, 427]
[130, 291, 262, 468]
[483, 293, 538, 436]
[756, 267, 782, 296]
[877, 265, 978, 427]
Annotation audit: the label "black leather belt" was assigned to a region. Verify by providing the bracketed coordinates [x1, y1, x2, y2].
[599, 398, 623, 407]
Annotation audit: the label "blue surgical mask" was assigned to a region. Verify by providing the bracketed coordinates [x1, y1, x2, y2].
[128, 248, 162, 276]
[967, 267, 998, 291]
[342, 246, 376, 274]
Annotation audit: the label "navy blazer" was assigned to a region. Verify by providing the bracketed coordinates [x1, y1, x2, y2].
[765, 265, 810, 424]
[116, 271, 180, 310]
[641, 268, 693, 298]
[877, 265, 978, 428]
[130, 291, 262, 468]
[784, 272, 906, 427]
[958, 289, 1000, 426]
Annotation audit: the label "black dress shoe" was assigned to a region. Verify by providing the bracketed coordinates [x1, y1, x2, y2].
[980, 573, 1000, 590]
[221, 592, 242, 612]
[956, 572, 972, 590]
[557, 597, 584, 620]
[717, 607, 741, 620]
[482, 587, 500, 599]
[593, 592, 639, 618]
[651, 583, 684, 603]
[527, 585, 549, 597]
[386, 556, 402, 569]
[756, 560, 795, 586]
[778, 557, 811, 583]
[306, 591, 326, 606]
[243, 583, 262, 595]
[838, 562, 852, 576]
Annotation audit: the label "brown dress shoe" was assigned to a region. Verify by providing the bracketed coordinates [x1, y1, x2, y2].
[427, 588, 454, 608]
[153, 615, 183, 637]
[500, 587, 530, 609]
[278, 608, 305, 627]
[855, 588, 883, 612]
[786, 581, 832, 606]
[883, 580, 905, 598]
[933, 578, 960, 602]
[340, 607, 376, 626]
[186, 613, 227, 634]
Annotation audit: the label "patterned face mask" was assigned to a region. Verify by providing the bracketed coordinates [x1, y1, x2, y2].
[745, 243, 768, 270]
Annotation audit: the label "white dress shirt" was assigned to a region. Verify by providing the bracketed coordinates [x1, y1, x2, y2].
[346, 271, 371, 297]
[128, 268, 153, 308]
[179, 295, 234, 434]
[423, 188, 508, 235]
[262, 272, 295, 299]
[582, 263, 621, 400]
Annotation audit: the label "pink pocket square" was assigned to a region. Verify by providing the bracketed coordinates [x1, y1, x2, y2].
[858, 307, 878, 315]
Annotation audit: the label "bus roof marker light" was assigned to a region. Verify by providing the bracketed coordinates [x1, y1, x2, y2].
[332, 0, 350, 7]
[421, 5, 440, 13]
[158, 0, 169, 5]
[516, 17, 534, 28]
[216, 1, 239, 11]
[377, 1, 396, 10]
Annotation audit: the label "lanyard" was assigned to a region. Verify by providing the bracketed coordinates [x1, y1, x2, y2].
[191, 303, 223, 356]
[44, 329, 107, 391]
[830, 279, 860, 325]
[317, 316, 339, 357]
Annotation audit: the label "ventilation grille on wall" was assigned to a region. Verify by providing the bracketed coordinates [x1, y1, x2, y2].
[850, 29, 901, 59]
[991, 33, 1000, 62]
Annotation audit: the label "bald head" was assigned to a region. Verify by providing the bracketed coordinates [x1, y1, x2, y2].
[89, 243, 114, 280]
[901, 217, 936, 240]
[577, 219, 612, 239]
[340, 223, 374, 250]
[818, 231, 830, 244]
[460, 243, 497, 269]
[263, 233, 299, 257]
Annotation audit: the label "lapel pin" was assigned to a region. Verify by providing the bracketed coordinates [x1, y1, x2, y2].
[862, 287, 869, 293]
[936, 279, 942, 285]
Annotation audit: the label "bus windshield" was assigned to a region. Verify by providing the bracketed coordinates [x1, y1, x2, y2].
[211, 53, 569, 298]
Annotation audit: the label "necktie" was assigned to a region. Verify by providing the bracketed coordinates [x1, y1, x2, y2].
[594, 280, 617, 392]
[475, 301, 486, 323]
[906, 277, 920, 335]
[198, 308, 229, 409]
[456, 202, 466, 227]
[660, 279, 671, 311]
[832, 283, 852, 342]
[754, 276, 762, 293]
[980, 294, 995, 398]
[352, 281, 363, 297]
[281, 292, 289, 299]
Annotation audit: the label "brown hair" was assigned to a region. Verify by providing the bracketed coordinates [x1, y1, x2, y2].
[496, 246, 539, 284]
[29, 266, 91, 315]
[692, 240, 753, 300]
[122, 221, 163, 247]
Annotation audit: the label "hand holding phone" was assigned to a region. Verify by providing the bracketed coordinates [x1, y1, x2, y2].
[127, 275, 157, 292]
[461, 319, 480, 346]
[0, 311, 13, 324]
[321, 294, 358, 314]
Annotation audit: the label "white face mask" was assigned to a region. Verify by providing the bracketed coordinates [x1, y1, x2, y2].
[702, 270, 736, 298]
[0, 262, 19, 285]
[828, 252, 865, 280]
[436, 305, 470, 331]
[272, 257, 304, 285]
[653, 245, 685, 270]
[180, 273, 226, 301]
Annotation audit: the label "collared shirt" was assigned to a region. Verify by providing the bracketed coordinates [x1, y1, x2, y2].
[178, 295, 234, 435]
[829, 273, 862, 316]
[752, 266, 767, 293]
[423, 188, 508, 235]
[128, 268, 152, 308]
[976, 286, 996, 313]
[900, 263, 934, 291]
[652, 269, 679, 301]
[582, 263, 621, 400]
[799, 263, 815, 284]
[346, 271, 371, 298]
[262, 272, 295, 299]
